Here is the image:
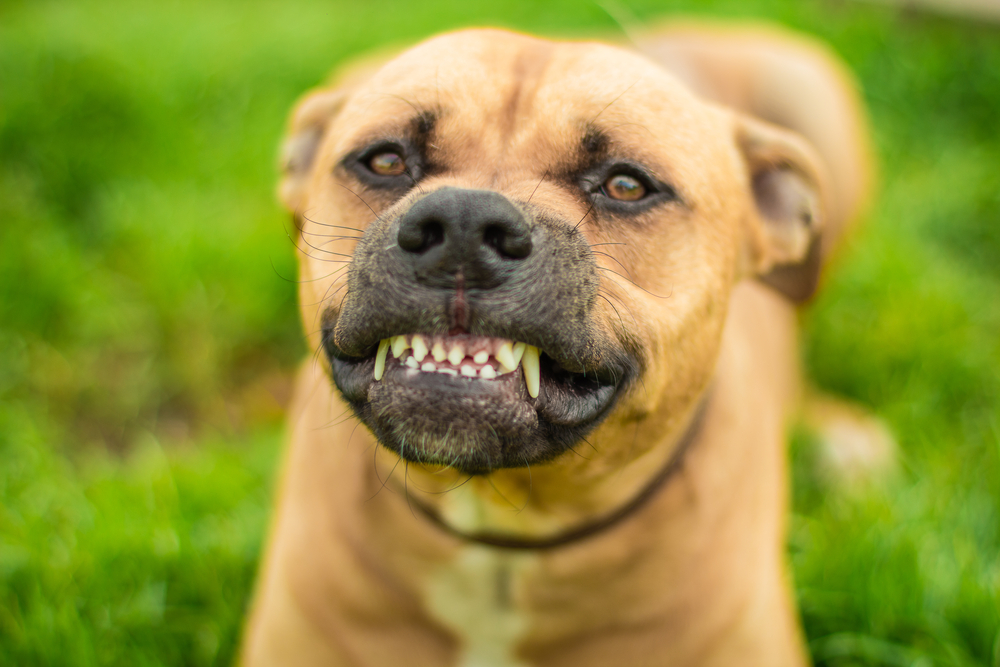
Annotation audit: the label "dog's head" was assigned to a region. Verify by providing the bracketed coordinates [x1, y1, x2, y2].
[281, 29, 826, 477]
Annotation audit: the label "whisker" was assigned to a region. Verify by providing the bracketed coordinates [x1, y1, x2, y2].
[298, 233, 355, 258]
[574, 202, 595, 231]
[301, 280, 348, 308]
[338, 184, 386, 222]
[403, 164, 425, 195]
[269, 256, 298, 284]
[366, 452, 402, 502]
[344, 419, 364, 455]
[589, 79, 641, 124]
[486, 475, 520, 512]
[282, 265, 350, 285]
[283, 220, 353, 264]
[315, 406, 354, 430]
[597, 292, 628, 332]
[379, 92, 425, 118]
[447, 474, 476, 493]
[597, 287, 639, 328]
[404, 460, 418, 520]
[592, 250, 635, 281]
[527, 171, 548, 204]
[419, 469, 475, 494]
[299, 214, 364, 233]
[300, 231, 363, 240]
[518, 456, 533, 514]
[596, 266, 670, 299]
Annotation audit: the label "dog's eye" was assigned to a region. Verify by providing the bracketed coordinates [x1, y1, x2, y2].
[368, 152, 407, 177]
[603, 174, 646, 201]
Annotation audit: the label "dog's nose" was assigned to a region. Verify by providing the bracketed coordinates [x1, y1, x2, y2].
[397, 187, 532, 289]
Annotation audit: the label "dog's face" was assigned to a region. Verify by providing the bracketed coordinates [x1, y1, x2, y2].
[282, 29, 824, 477]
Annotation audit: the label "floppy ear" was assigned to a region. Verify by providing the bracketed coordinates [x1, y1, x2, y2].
[278, 88, 346, 214]
[736, 114, 829, 303]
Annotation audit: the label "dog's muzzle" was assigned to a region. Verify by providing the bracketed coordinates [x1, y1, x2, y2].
[321, 187, 638, 474]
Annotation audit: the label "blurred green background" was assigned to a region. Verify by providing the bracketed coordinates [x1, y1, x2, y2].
[1, 0, 998, 664]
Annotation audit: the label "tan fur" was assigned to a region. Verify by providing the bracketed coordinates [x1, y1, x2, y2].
[242, 24, 871, 666]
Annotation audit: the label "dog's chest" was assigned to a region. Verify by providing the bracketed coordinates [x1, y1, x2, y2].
[425, 545, 537, 667]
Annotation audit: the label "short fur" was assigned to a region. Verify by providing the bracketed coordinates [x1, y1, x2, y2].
[242, 23, 870, 667]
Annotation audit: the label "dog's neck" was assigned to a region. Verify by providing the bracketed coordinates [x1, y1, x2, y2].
[372, 360, 715, 543]
[403, 391, 710, 550]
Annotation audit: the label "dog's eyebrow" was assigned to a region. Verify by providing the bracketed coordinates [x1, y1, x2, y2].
[582, 127, 609, 155]
[412, 110, 436, 137]
[408, 110, 439, 169]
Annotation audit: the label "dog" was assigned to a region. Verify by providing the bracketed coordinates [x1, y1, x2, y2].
[241, 22, 871, 666]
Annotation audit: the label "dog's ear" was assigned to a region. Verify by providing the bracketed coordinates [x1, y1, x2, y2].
[736, 114, 829, 303]
[278, 88, 347, 214]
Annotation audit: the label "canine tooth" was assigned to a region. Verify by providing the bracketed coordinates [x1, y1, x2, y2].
[374, 339, 390, 381]
[522, 345, 540, 398]
[460, 364, 477, 377]
[512, 341, 526, 366]
[473, 350, 489, 365]
[438, 368, 458, 376]
[391, 335, 409, 358]
[421, 361, 437, 372]
[448, 344, 465, 366]
[480, 365, 497, 380]
[411, 335, 428, 362]
[496, 342, 516, 372]
[431, 341, 447, 362]
[405, 356, 419, 369]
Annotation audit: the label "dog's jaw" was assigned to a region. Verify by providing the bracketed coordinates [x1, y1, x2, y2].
[323, 302, 635, 474]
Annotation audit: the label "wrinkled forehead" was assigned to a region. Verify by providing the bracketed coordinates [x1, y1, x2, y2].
[330, 29, 723, 161]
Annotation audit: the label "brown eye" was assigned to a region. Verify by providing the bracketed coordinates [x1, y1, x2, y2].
[368, 152, 406, 176]
[604, 174, 646, 201]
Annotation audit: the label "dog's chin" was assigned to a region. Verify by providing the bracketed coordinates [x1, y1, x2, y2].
[328, 335, 624, 475]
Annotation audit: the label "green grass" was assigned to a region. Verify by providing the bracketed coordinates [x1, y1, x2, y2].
[1, 0, 998, 664]
[0, 411, 278, 666]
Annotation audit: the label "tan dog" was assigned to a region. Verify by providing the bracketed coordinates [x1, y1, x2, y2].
[241, 23, 870, 667]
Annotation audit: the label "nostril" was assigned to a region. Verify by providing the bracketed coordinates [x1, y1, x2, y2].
[421, 221, 445, 252]
[483, 225, 505, 254]
[399, 219, 445, 254]
[484, 224, 532, 260]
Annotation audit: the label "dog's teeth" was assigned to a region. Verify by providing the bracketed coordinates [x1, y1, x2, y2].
[431, 341, 447, 362]
[421, 361, 437, 372]
[438, 367, 458, 376]
[374, 339, 390, 381]
[522, 345, 540, 398]
[411, 335, 428, 362]
[391, 335, 409, 358]
[473, 350, 489, 365]
[480, 365, 497, 380]
[448, 344, 465, 366]
[512, 341, 526, 366]
[405, 356, 419, 369]
[496, 342, 516, 372]
[460, 364, 477, 377]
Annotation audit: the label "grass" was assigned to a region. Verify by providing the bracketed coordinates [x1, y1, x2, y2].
[1, 0, 998, 664]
